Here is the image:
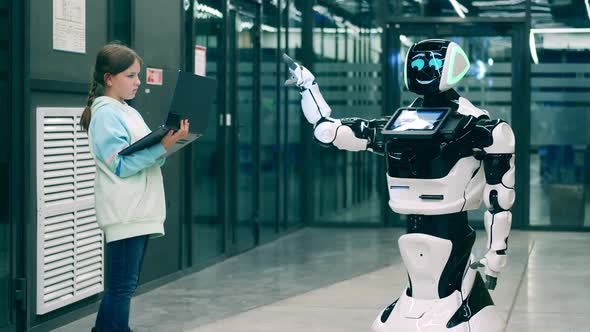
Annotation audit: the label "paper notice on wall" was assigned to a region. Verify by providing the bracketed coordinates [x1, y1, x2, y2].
[53, 0, 86, 54]
[195, 45, 207, 76]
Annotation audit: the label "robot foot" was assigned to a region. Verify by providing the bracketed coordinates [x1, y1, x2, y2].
[371, 295, 503, 332]
[371, 276, 504, 332]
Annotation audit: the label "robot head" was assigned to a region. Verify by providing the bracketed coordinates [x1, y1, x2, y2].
[404, 39, 470, 95]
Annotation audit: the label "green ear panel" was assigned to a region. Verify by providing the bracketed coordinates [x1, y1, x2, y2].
[404, 51, 409, 89]
[404, 67, 408, 89]
[446, 46, 470, 86]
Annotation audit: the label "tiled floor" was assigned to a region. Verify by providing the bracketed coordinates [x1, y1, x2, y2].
[54, 228, 590, 332]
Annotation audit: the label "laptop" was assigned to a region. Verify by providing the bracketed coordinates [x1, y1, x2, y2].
[119, 70, 217, 157]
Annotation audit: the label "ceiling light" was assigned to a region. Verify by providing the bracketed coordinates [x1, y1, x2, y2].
[262, 25, 277, 33]
[476, 60, 486, 80]
[195, 4, 223, 18]
[449, 0, 466, 18]
[472, 0, 524, 6]
[531, 28, 590, 34]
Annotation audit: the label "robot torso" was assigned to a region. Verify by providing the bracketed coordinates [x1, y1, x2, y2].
[385, 93, 496, 215]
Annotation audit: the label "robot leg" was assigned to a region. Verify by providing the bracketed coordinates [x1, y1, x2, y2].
[371, 223, 504, 331]
[372, 233, 466, 331]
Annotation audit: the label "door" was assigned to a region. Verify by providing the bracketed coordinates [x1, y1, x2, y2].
[386, 21, 528, 228]
[227, 1, 261, 254]
[188, 1, 226, 268]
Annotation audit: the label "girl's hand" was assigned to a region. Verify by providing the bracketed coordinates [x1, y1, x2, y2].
[160, 119, 190, 150]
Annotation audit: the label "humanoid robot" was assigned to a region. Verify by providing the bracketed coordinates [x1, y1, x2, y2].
[283, 39, 515, 332]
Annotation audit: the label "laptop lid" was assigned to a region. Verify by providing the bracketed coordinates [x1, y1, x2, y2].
[119, 71, 217, 156]
[165, 71, 217, 135]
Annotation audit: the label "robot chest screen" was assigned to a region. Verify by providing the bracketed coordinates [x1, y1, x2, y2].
[381, 107, 452, 139]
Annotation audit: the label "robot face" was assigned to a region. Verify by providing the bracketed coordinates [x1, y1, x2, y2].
[404, 39, 470, 95]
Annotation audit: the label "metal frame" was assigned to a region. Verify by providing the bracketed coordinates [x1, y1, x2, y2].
[4, 0, 24, 330]
[181, 0, 194, 272]
[252, 2, 262, 244]
[274, 0, 283, 236]
[382, 22, 401, 227]
[226, 7, 238, 254]
[280, 0, 291, 232]
[300, 0, 315, 226]
[221, 0, 231, 256]
[177, 0, 189, 274]
[511, 21, 531, 231]
[20, 0, 31, 329]
[226, 0, 262, 255]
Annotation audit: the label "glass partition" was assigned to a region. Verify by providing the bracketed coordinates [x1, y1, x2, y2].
[232, 5, 258, 252]
[311, 4, 383, 224]
[529, 29, 590, 228]
[191, 0, 225, 265]
[284, 0, 303, 229]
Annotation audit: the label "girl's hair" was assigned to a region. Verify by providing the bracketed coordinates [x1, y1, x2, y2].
[80, 43, 143, 131]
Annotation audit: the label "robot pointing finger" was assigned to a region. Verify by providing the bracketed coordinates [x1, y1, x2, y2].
[283, 40, 515, 332]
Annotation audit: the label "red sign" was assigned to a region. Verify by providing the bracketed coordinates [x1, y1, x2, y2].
[146, 68, 163, 85]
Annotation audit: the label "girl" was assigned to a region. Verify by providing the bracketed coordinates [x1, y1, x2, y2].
[80, 43, 188, 332]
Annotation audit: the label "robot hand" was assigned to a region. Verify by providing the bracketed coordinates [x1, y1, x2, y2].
[471, 250, 507, 290]
[281, 53, 331, 124]
[282, 54, 315, 90]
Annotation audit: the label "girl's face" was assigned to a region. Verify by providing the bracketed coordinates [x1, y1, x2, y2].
[105, 59, 141, 102]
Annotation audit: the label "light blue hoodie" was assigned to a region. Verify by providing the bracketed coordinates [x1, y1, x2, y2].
[89, 96, 167, 243]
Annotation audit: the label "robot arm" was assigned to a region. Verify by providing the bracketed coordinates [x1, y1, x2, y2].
[477, 121, 516, 290]
[314, 117, 388, 154]
[283, 54, 387, 154]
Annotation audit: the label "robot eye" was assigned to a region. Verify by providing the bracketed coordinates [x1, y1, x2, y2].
[411, 59, 425, 71]
[429, 58, 443, 70]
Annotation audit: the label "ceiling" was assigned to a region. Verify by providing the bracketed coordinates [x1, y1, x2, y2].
[311, 0, 590, 28]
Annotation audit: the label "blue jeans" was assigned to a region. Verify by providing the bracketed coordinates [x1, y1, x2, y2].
[94, 235, 149, 332]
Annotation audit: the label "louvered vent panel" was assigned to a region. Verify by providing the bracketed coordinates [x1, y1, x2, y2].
[36, 108, 104, 315]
